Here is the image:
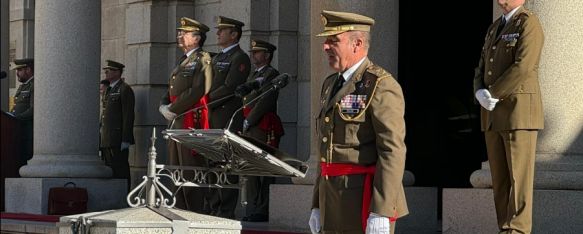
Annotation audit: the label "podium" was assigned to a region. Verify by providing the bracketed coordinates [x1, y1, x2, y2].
[127, 128, 308, 208]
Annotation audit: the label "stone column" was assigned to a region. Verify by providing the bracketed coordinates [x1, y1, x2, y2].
[19, 0, 111, 177]
[1, 0, 8, 111]
[470, 1, 583, 190]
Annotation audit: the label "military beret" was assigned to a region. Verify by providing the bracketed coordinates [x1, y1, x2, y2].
[10, 58, 33, 70]
[177, 17, 209, 33]
[215, 16, 244, 29]
[249, 39, 277, 52]
[103, 60, 125, 70]
[317, 10, 375, 37]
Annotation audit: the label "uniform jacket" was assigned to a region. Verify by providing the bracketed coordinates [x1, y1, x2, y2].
[12, 78, 34, 121]
[313, 58, 408, 231]
[474, 7, 544, 131]
[208, 45, 251, 130]
[242, 65, 280, 127]
[161, 48, 213, 129]
[100, 80, 135, 147]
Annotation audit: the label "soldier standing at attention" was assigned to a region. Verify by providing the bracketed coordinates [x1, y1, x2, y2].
[10, 58, 35, 168]
[100, 60, 135, 192]
[309, 10, 408, 234]
[158, 17, 213, 212]
[239, 39, 284, 222]
[206, 16, 251, 219]
[474, 0, 544, 233]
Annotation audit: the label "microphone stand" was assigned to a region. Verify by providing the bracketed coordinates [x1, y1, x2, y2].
[168, 93, 235, 129]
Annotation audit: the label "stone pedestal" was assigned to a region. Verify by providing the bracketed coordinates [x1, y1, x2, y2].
[57, 207, 241, 234]
[5, 178, 127, 214]
[443, 188, 583, 234]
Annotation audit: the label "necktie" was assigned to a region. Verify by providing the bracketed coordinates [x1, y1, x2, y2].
[496, 17, 506, 37]
[177, 54, 187, 65]
[330, 73, 345, 99]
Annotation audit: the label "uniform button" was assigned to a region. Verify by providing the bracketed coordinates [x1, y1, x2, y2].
[324, 117, 330, 123]
[487, 71, 492, 75]
[322, 137, 328, 142]
[170, 85, 173, 88]
[172, 76, 176, 80]
[489, 58, 493, 62]
[492, 46, 497, 50]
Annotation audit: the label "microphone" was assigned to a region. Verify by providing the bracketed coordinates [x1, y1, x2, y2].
[0, 71, 6, 79]
[226, 73, 292, 131]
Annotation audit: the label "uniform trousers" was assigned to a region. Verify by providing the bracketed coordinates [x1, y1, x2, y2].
[102, 147, 131, 192]
[485, 130, 537, 234]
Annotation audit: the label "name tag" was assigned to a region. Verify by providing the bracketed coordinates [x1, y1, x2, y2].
[501, 33, 519, 41]
[215, 62, 230, 70]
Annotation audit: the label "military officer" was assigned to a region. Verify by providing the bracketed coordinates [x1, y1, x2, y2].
[100, 60, 135, 191]
[10, 58, 35, 168]
[309, 10, 408, 234]
[158, 17, 213, 212]
[473, 0, 544, 233]
[206, 16, 251, 219]
[238, 39, 284, 222]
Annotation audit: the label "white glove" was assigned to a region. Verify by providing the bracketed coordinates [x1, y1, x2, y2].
[365, 212, 391, 234]
[243, 119, 250, 133]
[159, 104, 176, 121]
[475, 89, 499, 111]
[121, 142, 130, 151]
[309, 208, 321, 234]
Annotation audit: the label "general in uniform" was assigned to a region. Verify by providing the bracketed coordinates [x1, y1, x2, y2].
[309, 10, 408, 234]
[100, 60, 135, 191]
[473, 1, 544, 233]
[240, 39, 284, 222]
[158, 17, 213, 212]
[10, 58, 35, 168]
[206, 15, 251, 219]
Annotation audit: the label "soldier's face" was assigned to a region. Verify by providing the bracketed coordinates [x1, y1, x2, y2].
[497, 0, 524, 13]
[104, 68, 121, 81]
[216, 28, 236, 48]
[251, 51, 269, 66]
[16, 67, 32, 82]
[323, 33, 354, 72]
[177, 31, 200, 51]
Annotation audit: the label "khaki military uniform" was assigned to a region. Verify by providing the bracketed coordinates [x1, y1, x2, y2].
[100, 79, 135, 189]
[313, 58, 408, 233]
[12, 78, 34, 167]
[242, 65, 282, 220]
[473, 7, 544, 234]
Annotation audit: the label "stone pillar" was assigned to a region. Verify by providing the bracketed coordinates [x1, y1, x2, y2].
[470, 1, 583, 190]
[19, 0, 111, 177]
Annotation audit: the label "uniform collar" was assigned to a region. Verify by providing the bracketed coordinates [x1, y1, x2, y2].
[221, 43, 239, 53]
[185, 47, 200, 58]
[503, 5, 522, 22]
[341, 57, 367, 82]
[22, 76, 34, 85]
[110, 78, 121, 89]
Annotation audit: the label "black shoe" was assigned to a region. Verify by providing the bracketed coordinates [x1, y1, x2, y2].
[243, 213, 268, 222]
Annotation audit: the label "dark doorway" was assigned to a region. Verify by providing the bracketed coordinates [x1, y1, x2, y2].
[398, 2, 492, 188]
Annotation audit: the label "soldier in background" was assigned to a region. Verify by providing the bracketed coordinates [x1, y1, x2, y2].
[309, 10, 408, 234]
[100, 60, 135, 192]
[158, 17, 213, 212]
[10, 58, 35, 168]
[206, 16, 251, 219]
[237, 39, 284, 222]
[473, 0, 544, 232]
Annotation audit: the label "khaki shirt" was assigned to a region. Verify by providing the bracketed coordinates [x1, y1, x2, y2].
[474, 7, 544, 131]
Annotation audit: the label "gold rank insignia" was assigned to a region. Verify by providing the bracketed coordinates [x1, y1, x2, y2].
[251, 40, 257, 47]
[181, 19, 186, 26]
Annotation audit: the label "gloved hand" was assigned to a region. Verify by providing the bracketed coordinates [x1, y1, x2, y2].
[365, 212, 390, 234]
[159, 104, 176, 121]
[243, 119, 250, 133]
[475, 89, 499, 111]
[121, 142, 130, 151]
[235, 81, 261, 98]
[309, 208, 321, 234]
